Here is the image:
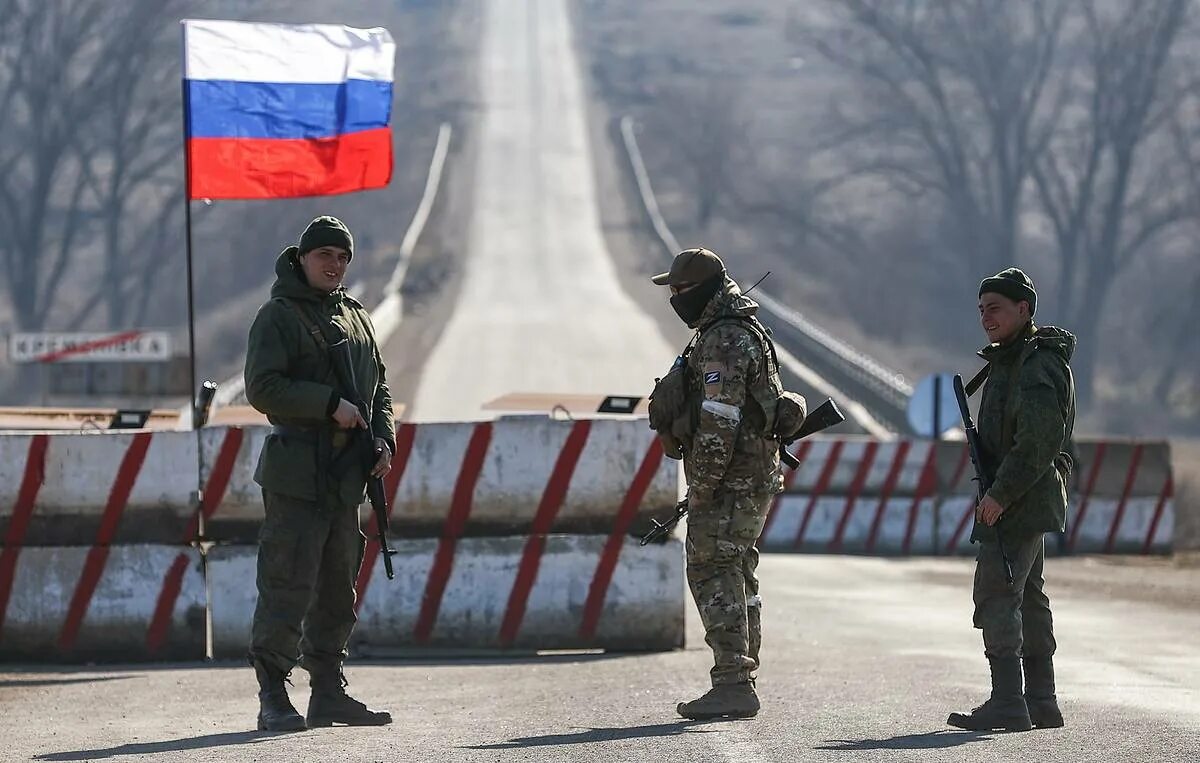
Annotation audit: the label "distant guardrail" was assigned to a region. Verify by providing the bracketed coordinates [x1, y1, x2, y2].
[617, 115, 911, 434]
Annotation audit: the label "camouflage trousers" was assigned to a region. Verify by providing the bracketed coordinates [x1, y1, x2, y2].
[973, 533, 1056, 659]
[249, 490, 366, 675]
[686, 491, 771, 686]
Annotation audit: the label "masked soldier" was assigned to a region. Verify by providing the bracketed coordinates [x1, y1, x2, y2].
[649, 248, 795, 720]
[948, 268, 1075, 732]
[244, 216, 395, 731]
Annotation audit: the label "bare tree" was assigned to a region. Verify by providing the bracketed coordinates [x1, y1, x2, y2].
[650, 80, 746, 229]
[75, 0, 186, 329]
[1031, 0, 1190, 404]
[1150, 66, 1200, 409]
[0, 1, 114, 330]
[798, 0, 1069, 275]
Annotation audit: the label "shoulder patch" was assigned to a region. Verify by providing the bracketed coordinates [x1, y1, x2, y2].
[702, 360, 725, 398]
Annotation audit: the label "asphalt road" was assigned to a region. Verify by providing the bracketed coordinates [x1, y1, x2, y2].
[395, 0, 675, 422]
[3, 554, 1196, 762]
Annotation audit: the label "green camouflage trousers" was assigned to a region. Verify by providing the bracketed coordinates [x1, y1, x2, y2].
[973, 533, 1057, 659]
[686, 491, 771, 686]
[249, 490, 366, 675]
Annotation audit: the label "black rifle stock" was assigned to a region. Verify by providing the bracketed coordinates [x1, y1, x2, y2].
[952, 374, 1013, 585]
[780, 398, 845, 469]
[640, 397, 846, 545]
[330, 339, 398, 580]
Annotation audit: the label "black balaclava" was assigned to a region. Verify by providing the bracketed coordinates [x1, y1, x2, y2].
[670, 271, 725, 327]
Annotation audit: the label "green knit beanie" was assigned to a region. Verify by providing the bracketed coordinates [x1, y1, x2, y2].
[298, 216, 353, 261]
[979, 267, 1037, 316]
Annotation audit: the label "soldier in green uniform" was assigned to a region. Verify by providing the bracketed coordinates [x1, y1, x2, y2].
[948, 268, 1075, 732]
[649, 248, 789, 720]
[244, 216, 395, 731]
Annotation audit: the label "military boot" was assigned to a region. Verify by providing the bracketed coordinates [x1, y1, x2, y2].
[252, 659, 306, 732]
[1023, 655, 1064, 729]
[947, 656, 1033, 732]
[677, 682, 760, 720]
[305, 664, 393, 727]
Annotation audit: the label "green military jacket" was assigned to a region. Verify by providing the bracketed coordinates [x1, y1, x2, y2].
[244, 247, 395, 507]
[684, 279, 785, 505]
[972, 325, 1076, 543]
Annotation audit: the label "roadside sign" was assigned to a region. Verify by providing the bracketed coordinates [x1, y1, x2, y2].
[9, 331, 172, 364]
[906, 372, 958, 438]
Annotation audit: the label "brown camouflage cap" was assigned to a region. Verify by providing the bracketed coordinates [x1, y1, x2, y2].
[651, 248, 726, 286]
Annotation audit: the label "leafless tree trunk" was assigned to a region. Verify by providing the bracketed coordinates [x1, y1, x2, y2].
[1031, 0, 1190, 405]
[650, 80, 746, 229]
[0, 1, 114, 330]
[797, 0, 1068, 275]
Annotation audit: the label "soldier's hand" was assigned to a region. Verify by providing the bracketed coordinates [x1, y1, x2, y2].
[977, 495, 1005, 526]
[332, 398, 367, 429]
[371, 437, 392, 478]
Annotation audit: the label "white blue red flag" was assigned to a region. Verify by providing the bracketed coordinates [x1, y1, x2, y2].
[182, 20, 395, 200]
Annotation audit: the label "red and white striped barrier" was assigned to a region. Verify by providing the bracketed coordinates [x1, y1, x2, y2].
[0, 417, 680, 661]
[0, 545, 205, 661]
[210, 536, 685, 654]
[760, 438, 1175, 555]
[0, 431, 198, 546]
[200, 418, 677, 542]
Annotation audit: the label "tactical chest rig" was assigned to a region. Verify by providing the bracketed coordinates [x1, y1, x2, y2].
[649, 315, 804, 460]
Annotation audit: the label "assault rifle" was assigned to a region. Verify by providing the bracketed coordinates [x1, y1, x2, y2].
[640, 397, 846, 545]
[779, 398, 845, 469]
[953, 374, 1013, 585]
[330, 338, 398, 580]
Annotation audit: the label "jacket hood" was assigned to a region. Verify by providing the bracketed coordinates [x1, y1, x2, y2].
[979, 324, 1076, 363]
[1029, 325, 1076, 362]
[698, 277, 760, 327]
[270, 246, 346, 305]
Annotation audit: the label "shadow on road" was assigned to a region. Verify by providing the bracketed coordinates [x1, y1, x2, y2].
[34, 730, 301, 761]
[463, 720, 728, 749]
[0, 676, 132, 689]
[817, 729, 993, 751]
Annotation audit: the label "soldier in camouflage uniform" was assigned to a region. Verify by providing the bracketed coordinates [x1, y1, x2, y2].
[244, 216, 395, 731]
[948, 268, 1076, 733]
[650, 248, 785, 720]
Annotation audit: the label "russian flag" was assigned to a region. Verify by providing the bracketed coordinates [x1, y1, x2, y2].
[182, 20, 395, 200]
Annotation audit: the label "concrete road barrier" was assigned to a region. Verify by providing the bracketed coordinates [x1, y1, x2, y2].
[760, 437, 1174, 555]
[208, 535, 684, 655]
[0, 417, 683, 662]
[0, 545, 205, 661]
[0, 418, 676, 546]
[0, 431, 198, 546]
[201, 418, 677, 542]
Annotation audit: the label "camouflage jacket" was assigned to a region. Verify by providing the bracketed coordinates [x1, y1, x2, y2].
[244, 248, 395, 507]
[683, 278, 785, 506]
[972, 325, 1076, 543]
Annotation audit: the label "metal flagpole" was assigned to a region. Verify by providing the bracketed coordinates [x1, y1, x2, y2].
[180, 21, 214, 660]
[181, 23, 199, 430]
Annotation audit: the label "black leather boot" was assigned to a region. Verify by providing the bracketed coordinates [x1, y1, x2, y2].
[306, 663, 393, 728]
[947, 655, 1033, 732]
[1024, 655, 1064, 728]
[252, 659, 306, 732]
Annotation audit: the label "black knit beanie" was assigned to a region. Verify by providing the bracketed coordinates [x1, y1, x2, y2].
[979, 267, 1037, 316]
[298, 216, 353, 261]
